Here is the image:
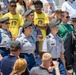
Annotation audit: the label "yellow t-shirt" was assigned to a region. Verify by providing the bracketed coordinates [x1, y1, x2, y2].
[0, 14, 3, 18]
[34, 12, 49, 39]
[3, 12, 24, 37]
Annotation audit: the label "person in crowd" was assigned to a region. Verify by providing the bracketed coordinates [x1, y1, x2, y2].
[58, 11, 73, 41]
[42, 18, 66, 75]
[40, 0, 57, 21]
[61, 0, 76, 18]
[34, 0, 49, 39]
[64, 18, 76, 75]
[55, 10, 63, 20]
[18, 9, 42, 65]
[0, 41, 29, 75]
[16, 0, 27, 20]
[16, 21, 36, 70]
[33, 0, 49, 53]
[30, 52, 60, 75]
[10, 58, 27, 75]
[46, 10, 63, 35]
[25, 0, 36, 9]
[2, 0, 24, 40]
[0, 0, 9, 14]
[0, 17, 12, 57]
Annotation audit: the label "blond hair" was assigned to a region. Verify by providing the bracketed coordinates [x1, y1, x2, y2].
[10, 58, 27, 75]
[41, 53, 52, 61]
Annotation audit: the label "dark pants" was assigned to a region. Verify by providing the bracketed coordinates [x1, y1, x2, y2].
[20, 53, 36, 70]
[73, 54, 76, 72]
[0, 48, 10, 57]
[35, 41, 41, 66]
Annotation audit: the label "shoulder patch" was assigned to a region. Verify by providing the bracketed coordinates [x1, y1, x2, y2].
[46, 35, 51, 39]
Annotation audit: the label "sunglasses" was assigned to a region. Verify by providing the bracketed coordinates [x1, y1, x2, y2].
[66, 16, 70, 19]
[10, 5, 16, 7]
[4, 22, 10, 24]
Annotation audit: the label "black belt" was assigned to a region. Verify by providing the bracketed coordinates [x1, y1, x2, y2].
[21, 53, 33, 55]
[19, 53, 33, 58]
[52, 58, 60, 61]
[0, 47, 10, 50]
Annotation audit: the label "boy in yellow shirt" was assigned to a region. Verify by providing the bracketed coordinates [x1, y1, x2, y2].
[34, 0, 49, 40]
[34, 1, 49, 52]
[3, 0, 24, 40]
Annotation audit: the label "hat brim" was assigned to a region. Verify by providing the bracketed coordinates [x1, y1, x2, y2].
[49, 20, 61, 27]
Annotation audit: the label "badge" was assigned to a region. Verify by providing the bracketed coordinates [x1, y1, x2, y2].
[59, 40, 63, 43]
[4, 41, 6, 43]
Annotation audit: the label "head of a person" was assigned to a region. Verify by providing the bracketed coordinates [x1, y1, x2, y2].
[0, 17, 10, 30]
[22, 21, 32, 37]
[49, 18, 61, 35]
[24, 9, 34, 22]
[69, 0, 74, 2]
[61, 11, 70, 23]
[55, 10, 63, 20]
[10, 41, 21, 55]
[10, 58, 27, 75]
[41, 53, 52, 68]
[34, 0, 43, 14]
[9, 0, 16, 12]
[71, 18, 76, 28]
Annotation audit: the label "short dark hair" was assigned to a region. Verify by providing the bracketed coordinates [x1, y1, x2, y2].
[34, 0, 43, 7]
[61, 11, 69, 17]
[9, 0, 16, 5]
[55, 10, 63, 14]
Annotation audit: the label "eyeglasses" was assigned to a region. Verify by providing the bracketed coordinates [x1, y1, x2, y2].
[66, 16, 70, 19]
[10, 5, 16, 7]
[4, 22, 10, 24]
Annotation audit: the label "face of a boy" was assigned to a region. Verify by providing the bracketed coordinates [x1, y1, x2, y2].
[51, 25, 59, 34]
[35, 4, 42, 14]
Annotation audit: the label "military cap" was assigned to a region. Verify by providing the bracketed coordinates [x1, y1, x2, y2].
[49, 18, 61, 27]
[22, 21, 32, 28]
[10, 41, 21, 50]
[0, 17, 9, 23]
[24, 9, 34, 17]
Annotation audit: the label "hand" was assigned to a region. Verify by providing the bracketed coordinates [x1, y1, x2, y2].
[53, 61, 59, 69]
[38, 35, 43, 41]
[21, 12, 24, 16]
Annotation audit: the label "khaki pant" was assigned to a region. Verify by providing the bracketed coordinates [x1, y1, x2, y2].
[38, 41, 43, 52]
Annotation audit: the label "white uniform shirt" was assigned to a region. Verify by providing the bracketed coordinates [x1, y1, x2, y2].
[0, 28, 12, 48]
[42, 33, 65, 58]
[61, 1, 76, 18]
[16, 33, 36, 53]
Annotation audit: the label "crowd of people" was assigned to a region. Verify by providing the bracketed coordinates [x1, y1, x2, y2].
[0, 0, 76, 75]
